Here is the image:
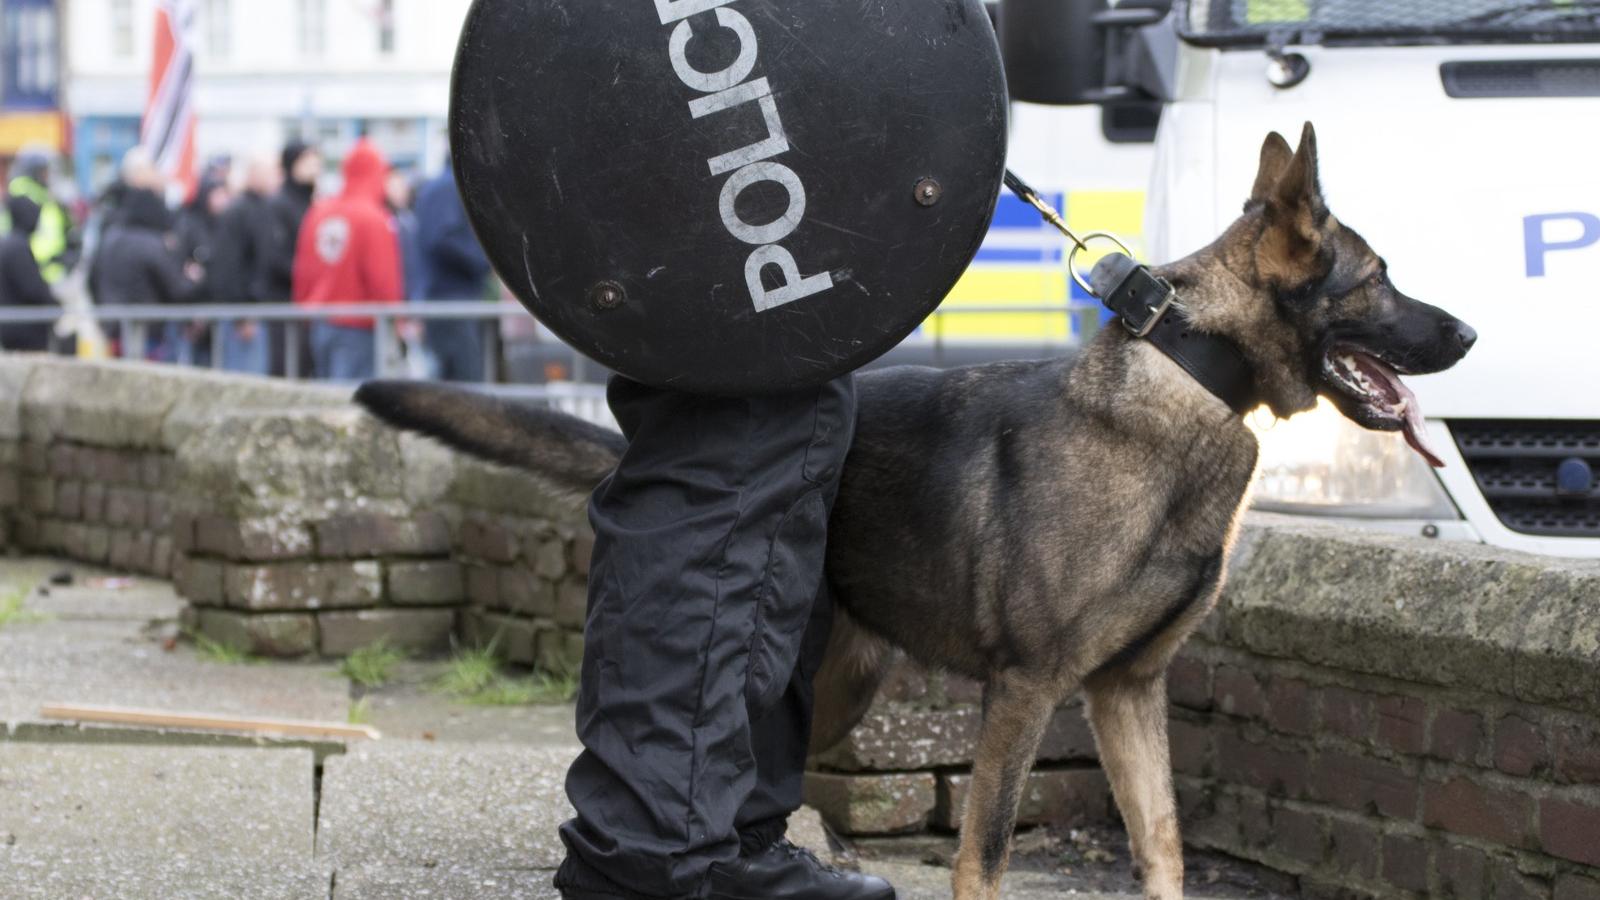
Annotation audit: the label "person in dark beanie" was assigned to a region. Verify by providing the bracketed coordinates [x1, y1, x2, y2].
[167, 171, 232, 364]
[268, 141, 321, 300]
[267, 141, 323, 375]
[0, 195, 57, 352]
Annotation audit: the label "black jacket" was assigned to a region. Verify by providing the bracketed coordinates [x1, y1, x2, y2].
[265, 182, 315, 300]
[208, 191, 280, 303]
[90, 189, 200, 307]
[174, 175, 227, 301]
[0, 196, 55, 350]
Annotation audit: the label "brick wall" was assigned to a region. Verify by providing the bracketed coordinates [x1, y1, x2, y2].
[455, 512, 591, 675]
[9, 441, 178, 577]
[0, 357, 593, 675]
[1165, 522, 1600, 898]
[804, 663, 1114, 836]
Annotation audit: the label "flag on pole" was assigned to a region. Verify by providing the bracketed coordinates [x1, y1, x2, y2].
[142, 0, 199, 198]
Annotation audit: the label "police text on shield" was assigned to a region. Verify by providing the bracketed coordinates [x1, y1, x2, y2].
[657, 0, 836, 313]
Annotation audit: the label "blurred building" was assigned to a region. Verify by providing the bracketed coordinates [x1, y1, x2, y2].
[65, 0, 471, 195]
[0, 0, 66, 182]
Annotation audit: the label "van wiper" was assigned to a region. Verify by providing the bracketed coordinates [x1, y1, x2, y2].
[1451, 1, 1600, 28]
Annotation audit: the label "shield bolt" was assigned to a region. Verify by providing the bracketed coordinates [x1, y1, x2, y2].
[914, 178, 943, 207]
[589, 281, 625, 311]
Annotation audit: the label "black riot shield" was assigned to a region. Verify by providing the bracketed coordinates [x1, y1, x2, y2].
[451, 0, 1008, 394]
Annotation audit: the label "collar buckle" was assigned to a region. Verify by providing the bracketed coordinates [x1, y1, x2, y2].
[1120, 279, 1179, 338]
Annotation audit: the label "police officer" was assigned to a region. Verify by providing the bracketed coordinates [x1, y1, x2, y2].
[5, 148, 74, 284]
[553, 377, 892, 900]
[447, 3, 1006, 896]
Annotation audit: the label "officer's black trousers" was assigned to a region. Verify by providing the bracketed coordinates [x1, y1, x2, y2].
[555, 375, 858, 899]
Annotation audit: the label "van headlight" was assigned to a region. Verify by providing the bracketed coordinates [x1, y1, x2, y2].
[1247, 399, 1459, 519]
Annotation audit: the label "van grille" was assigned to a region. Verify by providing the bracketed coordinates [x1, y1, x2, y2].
[1452, 421, 1600, 538]
[1441, 60, 1600, 98]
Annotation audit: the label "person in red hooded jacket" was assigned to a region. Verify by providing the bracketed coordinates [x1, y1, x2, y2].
[292, 138, 404, 380]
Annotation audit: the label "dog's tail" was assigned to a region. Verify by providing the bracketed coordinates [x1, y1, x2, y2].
[354, 380, 623, 494]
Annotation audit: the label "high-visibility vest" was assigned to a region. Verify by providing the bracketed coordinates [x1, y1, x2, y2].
[5, 175, 70, 283]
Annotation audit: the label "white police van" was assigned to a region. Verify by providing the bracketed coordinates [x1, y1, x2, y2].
[990, 0, 1600, 558]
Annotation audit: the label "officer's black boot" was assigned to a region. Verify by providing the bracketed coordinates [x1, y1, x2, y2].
[704, 838, 895, 900]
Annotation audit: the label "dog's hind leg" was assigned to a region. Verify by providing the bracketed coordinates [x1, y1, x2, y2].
[951, 671, 1060, 900]
[807, 605, 895, 756]
[1085, 672, 1184, 900]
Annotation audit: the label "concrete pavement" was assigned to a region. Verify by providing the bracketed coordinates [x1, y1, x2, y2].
[0, 559, 1165, 898]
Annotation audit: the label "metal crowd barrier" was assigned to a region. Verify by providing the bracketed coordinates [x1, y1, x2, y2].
[0, 300, 1103, 383]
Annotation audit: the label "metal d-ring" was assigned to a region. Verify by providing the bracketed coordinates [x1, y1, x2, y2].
[1067, 232, 1136, 299]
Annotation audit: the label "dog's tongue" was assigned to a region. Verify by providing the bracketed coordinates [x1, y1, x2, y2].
[1353, 353, 1446, 468]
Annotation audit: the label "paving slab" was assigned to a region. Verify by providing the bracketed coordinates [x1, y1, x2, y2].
[356, 662, 582, 749]
[26, 576, 186, 621]
[0, 744, 316, 861]
[862, 861, 1136, 899]
[317, 743, 574, 870]
[334, 866, 559, 899]
[0, 567, 348, 725]
[1, 848, 330, 900]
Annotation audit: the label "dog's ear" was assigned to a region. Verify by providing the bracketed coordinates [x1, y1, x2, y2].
[1250, 131, 1294, 205]
[1255, 123, 1328, 286]
[1275, 122, 1321, 211]
[1268, 122, 1325, 249]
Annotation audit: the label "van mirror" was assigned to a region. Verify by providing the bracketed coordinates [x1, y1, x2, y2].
[999, 0, 1177, 141]
[1000, 0, 1109, 105]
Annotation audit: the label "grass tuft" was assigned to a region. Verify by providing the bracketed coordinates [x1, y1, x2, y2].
[347, 697, 374, 725]
[465, 672, 578, 707]
[434, 645, 501, 697]
[187, 630, 258, 665]
[434, 639, 577, 707]
[339, 640, 407, 688]
[0, 591, 44, 630]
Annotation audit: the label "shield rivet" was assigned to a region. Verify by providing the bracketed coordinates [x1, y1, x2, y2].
[914, 178, 943, 207]
[589, 281, 626, 311]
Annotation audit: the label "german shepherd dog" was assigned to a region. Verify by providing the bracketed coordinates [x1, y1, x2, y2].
[357, 124, 1475, 899]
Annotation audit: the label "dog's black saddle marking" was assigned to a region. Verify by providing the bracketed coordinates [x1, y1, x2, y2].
[1092, 253, 1259, 416]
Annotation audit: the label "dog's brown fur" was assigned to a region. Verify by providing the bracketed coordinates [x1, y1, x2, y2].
[357, 124, 1473, 899]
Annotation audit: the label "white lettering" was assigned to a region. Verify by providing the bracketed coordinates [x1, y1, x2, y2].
[660, 0, 834, 312]
[745, 245, 835, 312]
[688, 75, 768, 117]
[668, 8, 757, 93]
[654, 0, 735, 25]
[719, 161, 807, 245]
[688, 78, 791, 176]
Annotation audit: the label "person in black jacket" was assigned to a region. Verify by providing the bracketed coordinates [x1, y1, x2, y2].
[0, 196, 56, 352]
[90, 187, 202, 357]
[266, 142, 321, 376]
[208, 155, 283, 374]
[166, 172, 231, 364]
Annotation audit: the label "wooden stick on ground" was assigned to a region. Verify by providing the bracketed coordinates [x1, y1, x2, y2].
[40, 703, 381, 741]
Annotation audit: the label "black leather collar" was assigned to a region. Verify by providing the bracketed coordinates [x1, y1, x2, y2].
[1089, 254, 1259, 417]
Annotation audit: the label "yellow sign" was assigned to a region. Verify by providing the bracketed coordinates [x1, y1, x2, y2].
[0, 112, 64, 155]
[1247, 0, 1310, 24]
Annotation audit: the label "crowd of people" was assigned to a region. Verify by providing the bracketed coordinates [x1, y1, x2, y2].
[0, 137, 494, 382]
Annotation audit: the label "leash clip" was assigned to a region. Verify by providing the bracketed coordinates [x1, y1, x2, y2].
[1066, 231, 1136, 299]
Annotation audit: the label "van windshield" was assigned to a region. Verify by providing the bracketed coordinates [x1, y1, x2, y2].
[1181, 0, 1600, 46]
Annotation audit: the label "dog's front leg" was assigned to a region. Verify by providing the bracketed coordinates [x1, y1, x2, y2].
[951, 672, 1060, 900]
[1085, 672, 1184, 899]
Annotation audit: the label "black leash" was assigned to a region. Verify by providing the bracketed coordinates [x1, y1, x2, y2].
[1004, 169, 1259, 417]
